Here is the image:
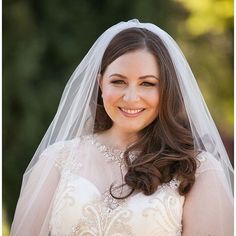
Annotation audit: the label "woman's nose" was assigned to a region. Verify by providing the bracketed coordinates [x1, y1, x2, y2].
[123, 86, 140, 102]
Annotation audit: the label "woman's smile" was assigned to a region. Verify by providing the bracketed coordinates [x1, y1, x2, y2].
[100, 49, 160, 133]
[118, 107, 145, 117]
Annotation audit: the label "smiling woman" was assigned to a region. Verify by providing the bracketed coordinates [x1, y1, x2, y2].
[94, 28, 196, 200]
[99, 49, 160, 136]
[11, 20, 233, 236]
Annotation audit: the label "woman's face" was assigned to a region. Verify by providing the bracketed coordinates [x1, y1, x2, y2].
[100, 49, 160, 134]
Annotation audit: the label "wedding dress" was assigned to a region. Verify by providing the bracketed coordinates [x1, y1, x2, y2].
[28, 135, 229, 236]
[10, 19, 234, 236]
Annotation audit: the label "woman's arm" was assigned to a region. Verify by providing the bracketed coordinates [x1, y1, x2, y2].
[10, 143, 64, 236]
[182, 154, 233, 236]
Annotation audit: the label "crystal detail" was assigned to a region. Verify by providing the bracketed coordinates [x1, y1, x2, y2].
[84, 134, 138, 168]
[102, 187, 127, 210]
[157, 178, 181, 192]
[168, 178, 180, 190]
[94, 139, 125, 164]
[197, 154, 206, 162]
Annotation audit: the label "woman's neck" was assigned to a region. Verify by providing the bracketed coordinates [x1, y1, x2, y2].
[97, 126, 138, 150]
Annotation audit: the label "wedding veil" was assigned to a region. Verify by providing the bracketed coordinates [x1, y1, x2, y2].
[11, 19, 233, 235]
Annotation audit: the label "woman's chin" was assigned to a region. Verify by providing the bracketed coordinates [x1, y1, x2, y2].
[117, 125, 145, 134]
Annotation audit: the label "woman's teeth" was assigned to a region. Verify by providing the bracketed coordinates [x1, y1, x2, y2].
[120, 108, 144, 114]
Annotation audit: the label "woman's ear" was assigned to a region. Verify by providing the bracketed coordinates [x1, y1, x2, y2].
[97, 74, 103, 92]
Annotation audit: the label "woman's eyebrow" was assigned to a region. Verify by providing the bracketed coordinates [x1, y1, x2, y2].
[109, 73, 159, 80]
[109, 73, 127, 79]
[139, 75, 159, 80]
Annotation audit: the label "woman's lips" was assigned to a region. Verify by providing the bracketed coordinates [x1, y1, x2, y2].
[118, 107, 145, 117]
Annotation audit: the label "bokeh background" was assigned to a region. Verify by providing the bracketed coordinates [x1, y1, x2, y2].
[3, 0, 233, 234]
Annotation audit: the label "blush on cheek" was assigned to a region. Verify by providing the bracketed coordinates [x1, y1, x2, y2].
[103, 94, 114, 105]
[103, 89, 122, 103]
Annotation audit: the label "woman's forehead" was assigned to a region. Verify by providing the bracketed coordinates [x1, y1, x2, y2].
[104, 49, 160, 77]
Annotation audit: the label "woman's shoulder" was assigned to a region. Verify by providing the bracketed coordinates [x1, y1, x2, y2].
[195, 151, 224, 177]
[40, 137, 81, 157]
[41, 134, 95, 155]
[40, 135, 92, 163]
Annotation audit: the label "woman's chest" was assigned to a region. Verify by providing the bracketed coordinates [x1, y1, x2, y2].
[49, 170, 185, 236]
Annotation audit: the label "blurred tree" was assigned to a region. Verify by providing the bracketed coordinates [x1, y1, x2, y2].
[3, 0, 233, 230]
[175, 0, 233, 35]
[174, 0, 233, 137]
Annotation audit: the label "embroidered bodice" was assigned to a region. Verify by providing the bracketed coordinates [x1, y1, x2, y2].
[48, 136, 204, 236]
[10, 134, 233, 236]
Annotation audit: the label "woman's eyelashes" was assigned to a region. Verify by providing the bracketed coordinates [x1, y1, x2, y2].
[111, 80, 125, 85]
[141, 82, 157, 87]
[110, 80, 158, 87]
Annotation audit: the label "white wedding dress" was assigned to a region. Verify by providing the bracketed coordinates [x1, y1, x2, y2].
[11, 135, 233, 236]
[46, 135, 207, 236]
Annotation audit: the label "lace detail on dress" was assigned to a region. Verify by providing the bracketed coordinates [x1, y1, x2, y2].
[49, 170, 77, 233]
[55, 156, 83, 173]
[69, 178, 181, 236]
[93, 139, 125, 166]
[102, 187, 129, 210]
[161, 178, 180, 191]
[83, 134, 138, 169]
[54, 138, 83, 174]
[72, 199, 134, 236]
[49, 137, 185, 236]
[141, 178, 183, 236]
[49, 170, 84, 234]
[142, 196, 182, 236]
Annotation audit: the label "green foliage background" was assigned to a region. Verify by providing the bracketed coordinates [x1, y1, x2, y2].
[3, 0, 233, 233]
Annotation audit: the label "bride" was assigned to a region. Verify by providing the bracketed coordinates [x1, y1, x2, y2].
[11, 19, 233, 236]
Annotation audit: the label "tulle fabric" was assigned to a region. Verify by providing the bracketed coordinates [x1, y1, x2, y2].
[10, 143, 61, 235]
[182, 152, 233, 235]
[11, 138, 233, 235]
[19, 19, 233, 193]
[10, 19, 233, 235]
[11, 137, 132, 235]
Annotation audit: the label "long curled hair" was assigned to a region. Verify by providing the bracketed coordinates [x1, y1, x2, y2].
[94, 27, 198, 197]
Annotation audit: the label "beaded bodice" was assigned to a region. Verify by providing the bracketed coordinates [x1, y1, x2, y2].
[48, 136, 191, 236]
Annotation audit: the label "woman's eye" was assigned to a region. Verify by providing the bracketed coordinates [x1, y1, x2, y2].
[111, 80, 125, 84]
[141, 82, 156, 86]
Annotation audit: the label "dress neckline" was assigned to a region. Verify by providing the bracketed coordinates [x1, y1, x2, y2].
[84, 134, 138, 168]
[85, 134, 126, 167]
[93, 133, 127, 152]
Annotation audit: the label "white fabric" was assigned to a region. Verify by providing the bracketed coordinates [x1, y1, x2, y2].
[11, 136, 233, 235]
[182, 152, 233, 235]
[19, 19, 233, 192]
[10, 19, 234, 235]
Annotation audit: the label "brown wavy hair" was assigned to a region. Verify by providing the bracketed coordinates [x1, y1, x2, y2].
[94, 27, 198, 198]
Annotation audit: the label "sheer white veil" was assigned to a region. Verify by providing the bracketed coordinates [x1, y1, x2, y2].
[24, 19, 233, 191]
[11, 19, 233, 235]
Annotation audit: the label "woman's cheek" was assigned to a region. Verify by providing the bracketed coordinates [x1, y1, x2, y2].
[142, 89, 159, 104]
[103, 87, 123, 102]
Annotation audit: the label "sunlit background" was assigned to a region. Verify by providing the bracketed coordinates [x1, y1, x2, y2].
[3, 0, 233, 234]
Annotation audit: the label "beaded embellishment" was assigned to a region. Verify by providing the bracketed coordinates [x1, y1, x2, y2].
[102, 187, 129, 211]
[93, 138, 125, 166]
[84, 134, 138, 168]
[82, 134, 182, 210]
